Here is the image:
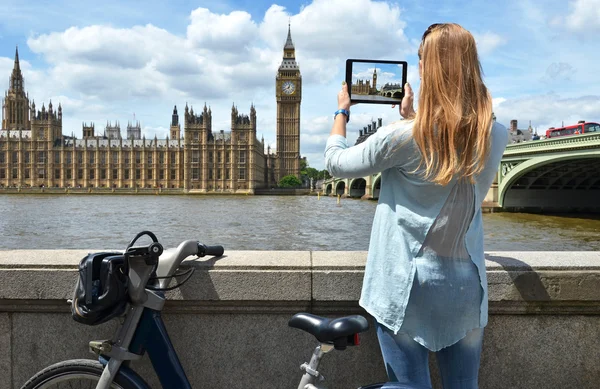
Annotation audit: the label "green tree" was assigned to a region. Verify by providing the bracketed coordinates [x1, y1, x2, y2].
[278, 175, 302, 188]
[300, 159, 308, 176]
[318, 170, 331, 180]
[305, 167, 319, 180]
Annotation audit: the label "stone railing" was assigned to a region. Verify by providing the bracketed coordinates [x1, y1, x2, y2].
[1, 251, 599, 389]
[505, 132, 600, 155]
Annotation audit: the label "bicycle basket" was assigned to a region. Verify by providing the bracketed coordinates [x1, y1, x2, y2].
[71, 252, 129, 326]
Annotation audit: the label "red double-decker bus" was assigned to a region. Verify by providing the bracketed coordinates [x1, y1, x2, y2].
[545, 121, 600, 138]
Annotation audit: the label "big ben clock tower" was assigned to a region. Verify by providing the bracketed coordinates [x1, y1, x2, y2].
[275, 23, 301, 182]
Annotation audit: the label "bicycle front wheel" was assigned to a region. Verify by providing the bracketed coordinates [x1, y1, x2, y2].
[20, 359, 140, 389]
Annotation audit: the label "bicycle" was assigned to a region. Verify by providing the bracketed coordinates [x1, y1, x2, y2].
[20, 231, 386, 389]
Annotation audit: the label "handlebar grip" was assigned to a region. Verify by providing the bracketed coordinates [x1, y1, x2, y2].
[205, 245, 224, 257]
[197, 243, 224, 257]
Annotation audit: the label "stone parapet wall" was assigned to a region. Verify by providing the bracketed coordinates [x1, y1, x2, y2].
[1, 250, 599, 388]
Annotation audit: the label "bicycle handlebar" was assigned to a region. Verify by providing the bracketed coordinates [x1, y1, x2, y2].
[152, 239, 224, 290]
[198, 243, 224, 258]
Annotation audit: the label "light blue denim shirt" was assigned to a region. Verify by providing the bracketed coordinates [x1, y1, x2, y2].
[325, 120, 508, 339]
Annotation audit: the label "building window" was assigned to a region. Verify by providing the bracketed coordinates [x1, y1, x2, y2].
[100, 152, 106, 165]
[54, 169, 60, 179]
[147, 154, 153, 164]
[66, 169, 72, 179]
[101, 169, 107, 179]
[78, 169, 83, 179]
[159, 152, 165, 164]
[226, 152, 230, 163]
[170, 152, 176, 162]
[54, 153, 60, 164]
[208, 152, 213, 163]
[38, 168, 45, 179]
[136, 169, 141, 179]
[193, 132, 199, 141]
[147, 169, 153, 180]
[77, 152, 83, 164]
[66, 151, 72, 164]
[217, 152, 222, 163]
[239, 151, 246, 163]
[24, 151, 30, 163]
[159, 169, 165, 180]
[226, 169, 230, 179]
[0, 152, 4, 163]
[89, 152, 95, 164]
[238, 168, 246, 180]
[209, 169, 213, 179]
[112, 151, 119, 164]
[192, 150, 199, 163]
[13, 168, 19, 179]
[135, 152, 141, 164]
[124, 169, 130, 180]
[170, 169, 176, 180]
[0, 168, 4, 179]
[23, 169, 29, 179]
[112, 169, 118, 179]
[89, 169, 95, 180]
[192, 168, 199, 180]
[217, 169, 221, 179]
[239, 132, 246, 141]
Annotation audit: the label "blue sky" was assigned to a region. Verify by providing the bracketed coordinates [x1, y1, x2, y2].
[1, 0, 599, 170]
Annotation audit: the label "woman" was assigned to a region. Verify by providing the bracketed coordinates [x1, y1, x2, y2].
[325, 23, 508, 389]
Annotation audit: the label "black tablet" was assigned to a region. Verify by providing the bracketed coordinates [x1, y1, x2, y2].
[345, 59, 408, 105]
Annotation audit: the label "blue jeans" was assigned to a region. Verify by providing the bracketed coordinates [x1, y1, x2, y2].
[377, 323, 484, 389]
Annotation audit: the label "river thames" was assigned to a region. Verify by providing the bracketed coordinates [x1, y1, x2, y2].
[1, 195, 600, 251]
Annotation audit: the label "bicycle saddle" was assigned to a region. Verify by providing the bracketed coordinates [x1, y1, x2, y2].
[288, 313, 369, 349]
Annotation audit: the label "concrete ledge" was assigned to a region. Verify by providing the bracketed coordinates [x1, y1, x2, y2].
[1, 250, 600, 388]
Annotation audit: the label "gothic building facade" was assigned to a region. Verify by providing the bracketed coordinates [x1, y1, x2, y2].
[0, 28, 302, 192]
[351, 68, 378, 96]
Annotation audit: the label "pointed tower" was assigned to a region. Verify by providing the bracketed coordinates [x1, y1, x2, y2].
[372, 67, 377, 91]
[275, 22, 302, 183]
[2, 46, 30, 131]
[170, 105, 180, 139]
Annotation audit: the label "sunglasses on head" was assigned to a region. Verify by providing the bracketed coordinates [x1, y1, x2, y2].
[419, 23, 442, 59]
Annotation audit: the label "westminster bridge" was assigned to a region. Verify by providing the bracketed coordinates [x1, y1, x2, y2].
[322, 131, 600, 211]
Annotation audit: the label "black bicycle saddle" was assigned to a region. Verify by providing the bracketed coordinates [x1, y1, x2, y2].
[288, 312, 369, 346]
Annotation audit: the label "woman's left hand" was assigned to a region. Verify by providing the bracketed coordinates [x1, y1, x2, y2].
[337, 82, 351, 111]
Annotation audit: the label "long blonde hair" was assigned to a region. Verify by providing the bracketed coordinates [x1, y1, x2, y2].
[412, 23, 493, 185]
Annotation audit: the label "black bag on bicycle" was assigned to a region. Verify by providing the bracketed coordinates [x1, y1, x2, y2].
[71, 252, 129, 326]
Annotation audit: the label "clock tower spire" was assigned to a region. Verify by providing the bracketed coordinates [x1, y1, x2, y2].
[275, 22, 302, 184]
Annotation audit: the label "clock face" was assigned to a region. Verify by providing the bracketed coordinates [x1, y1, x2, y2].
[282, 81, 296, 95]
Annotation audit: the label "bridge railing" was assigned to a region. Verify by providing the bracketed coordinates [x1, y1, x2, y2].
[1, 250, 599, 388]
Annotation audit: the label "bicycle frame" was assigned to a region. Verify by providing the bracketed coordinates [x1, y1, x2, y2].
[86, 237, 378, 389]
[91, 241, 198, 389]
[130, 307, 191, 388]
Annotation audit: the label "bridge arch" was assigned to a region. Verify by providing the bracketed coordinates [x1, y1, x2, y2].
[500, 151, 600, 210]
[335, 181, 346, 196]
[325, 183, 333, 195]
[372, 174, 382, 199]
[349, 178, 367, 198]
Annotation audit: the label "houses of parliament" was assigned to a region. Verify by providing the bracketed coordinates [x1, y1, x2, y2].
[0, 27, 302, 193]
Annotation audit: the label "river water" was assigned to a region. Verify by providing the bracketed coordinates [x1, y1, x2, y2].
[1, 195, 600, 251]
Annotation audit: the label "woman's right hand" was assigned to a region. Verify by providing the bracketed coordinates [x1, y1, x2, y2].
[392, 82, 416, 119]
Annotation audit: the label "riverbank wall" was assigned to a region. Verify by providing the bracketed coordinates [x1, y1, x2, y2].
[1, 251, 599, 389]
[0, 187, 312, 196]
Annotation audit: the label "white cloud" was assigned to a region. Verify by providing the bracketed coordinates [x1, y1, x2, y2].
[473, 31, 507, 55]
[564, 0, 600, 34]
[492, 93, 600, 132]
[187, 8, 259, 52]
